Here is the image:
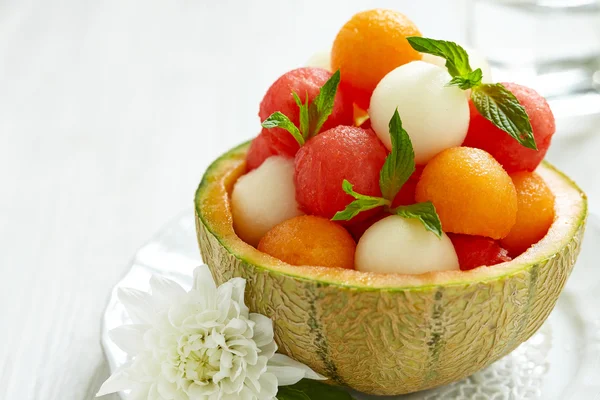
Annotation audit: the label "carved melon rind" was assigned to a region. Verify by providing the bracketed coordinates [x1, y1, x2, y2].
[196, 211, 585, 395]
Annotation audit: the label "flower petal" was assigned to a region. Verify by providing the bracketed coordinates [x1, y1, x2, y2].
[267, 354, 327, 385]
[192, 265, 217, 303]
[147, 383, 160, 400]
[96, 364, 135, 396]
[188, 381, 219, 399]
[221, 348, 234, 369]
[229, 277, 249, 317]
[249, 313, 274, 348]
[258, 372, 278, 399]
[219, 372, 245, 394]
[150, 275, 186, 307]
[238, 385, 260, 400]
[221, 394, 245, 400]
[157, 375, 179, 399]
[265, 365, 306, 386]
[128, 385, 151, 400]
[258, 340, 277, 360]
[231, 357, 244, 381]
[222, 318, 249, 337]
[161, 361, 180, 383]
[118, 287, 155, 324]
[108, 324, 149, 355]
[246, 355, 268, 380]
[216, 282, 236, 321]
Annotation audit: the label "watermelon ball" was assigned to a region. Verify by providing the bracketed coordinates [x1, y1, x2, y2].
[369, 61, 469, 164]
[231, 156, 303, 247]
[448, 234, 511, 271]
[294, 126, 388, 221]
[246, 128, 294, 171]
[463, 82, 555, 173]
[355, 215, 459, 274]
[258, 215, 356, 270]
[253, 67, 355, 164]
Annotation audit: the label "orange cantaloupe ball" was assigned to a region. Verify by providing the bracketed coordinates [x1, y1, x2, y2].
[415, 147, 518, 239]
[331, 9, 422, 109]
[258, 215, 356, 270]
[500, 172, 555, 256]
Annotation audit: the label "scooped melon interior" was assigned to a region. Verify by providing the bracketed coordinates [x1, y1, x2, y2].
[195, 141, 587, 395]
[195, 141, 586, 288]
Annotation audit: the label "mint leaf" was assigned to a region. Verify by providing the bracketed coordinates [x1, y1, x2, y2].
[471, 83, 537, 150]
[277, 379, 355, 400]
[407, 37, 472, 78]
[448, 68, 482, 90]
[379, 109, 415, 202]
[332, 180, 390, 221]
[262, 111, 305, 146]
[293, 91, 310, 140]
[391, 201, 443, 238]
[308, 69, 341, 137]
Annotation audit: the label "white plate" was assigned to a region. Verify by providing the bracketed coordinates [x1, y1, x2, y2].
[101, 213, 600, 400]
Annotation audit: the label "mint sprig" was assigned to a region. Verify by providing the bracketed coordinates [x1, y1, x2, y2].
[407, 37, 536, 150]
[261, 112, 305, 146]
[262, 70, 341, 146]
[332, 180, 390, 221]
[277, 379, 355, 399]
[293, 92, 310, 139]
[407, 37, 473, 79]
[379, 109, 415, 201]
[449, 68, 483, 90]
[392, 202, 442, 238]
[309, 69, 341, 136]
[332, 110, 443, 238]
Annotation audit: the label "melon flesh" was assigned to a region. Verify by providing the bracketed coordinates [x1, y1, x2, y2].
[231, 156, 303, 246]
[356, 215, 459, 274]
[195, 142, 586, 395]
[305, 49, 332, 71]
[369, 61, 469, 164]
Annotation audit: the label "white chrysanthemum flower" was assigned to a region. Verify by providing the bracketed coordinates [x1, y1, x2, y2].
[97, 265, 325, 399]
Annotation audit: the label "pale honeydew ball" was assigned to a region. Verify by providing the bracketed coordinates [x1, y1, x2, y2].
[305, 49, 331, 71]
[355, 215, 459, 274]
[420, 53, 446, 68]
[421, 47, 493, 83]
[231, 156, 303, 247]
[369, 61, 469, 164]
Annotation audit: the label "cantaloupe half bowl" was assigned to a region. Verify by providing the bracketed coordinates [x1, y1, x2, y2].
[194, 141, 587, 396]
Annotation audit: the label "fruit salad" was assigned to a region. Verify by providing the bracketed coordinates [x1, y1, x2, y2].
[232, 9, 556, 275]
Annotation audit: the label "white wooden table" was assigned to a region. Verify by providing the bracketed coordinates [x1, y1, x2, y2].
[0, 1, 598, 399]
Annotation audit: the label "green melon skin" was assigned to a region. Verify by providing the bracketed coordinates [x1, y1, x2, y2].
[194, 142, 587, 396]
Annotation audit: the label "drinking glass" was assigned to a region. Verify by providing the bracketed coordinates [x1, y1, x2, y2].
[467, 0, 600, 133]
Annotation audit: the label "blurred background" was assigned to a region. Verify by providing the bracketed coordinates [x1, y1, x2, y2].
[0, 0, 599, 399]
